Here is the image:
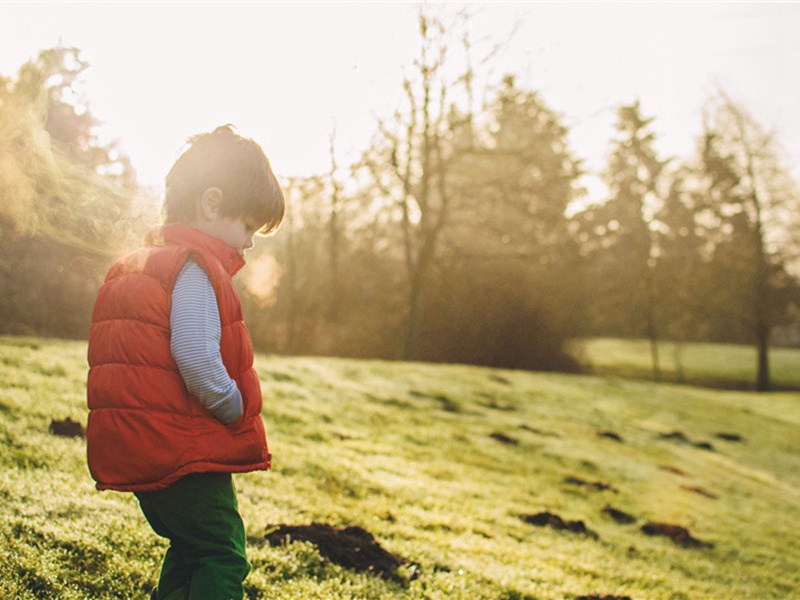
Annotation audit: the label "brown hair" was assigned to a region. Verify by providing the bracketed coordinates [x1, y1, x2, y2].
[163, 125, 285, 235]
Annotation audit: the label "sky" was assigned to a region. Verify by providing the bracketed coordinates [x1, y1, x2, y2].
[1, 2, 799, 202]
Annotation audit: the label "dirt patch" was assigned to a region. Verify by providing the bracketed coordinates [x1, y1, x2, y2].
[641, 522, 714, 549]
[715, 432, 745, 443]
[488, 373, 512, 385]
[263, 523, 406, 580]
[693, 441, 715, 451]
[49, 417, 84, 438]
[658, 430, 715, 451]
[681, 485, 718, 499]
[659, 464, 689, 476]
[409, 390, 461, 413]
[659, 430, 690, 443]
[520, 512, 599, 539]
[597, 430, 624, 442]
[519, 424, 559, 437]
[481, 397, 517, 411]
[563, 476, 617, 493]
[490, 431, 519, 445]
[602, 505, 636, 525]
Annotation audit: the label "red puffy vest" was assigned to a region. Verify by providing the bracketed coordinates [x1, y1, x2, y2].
[86, 223, 271, 492]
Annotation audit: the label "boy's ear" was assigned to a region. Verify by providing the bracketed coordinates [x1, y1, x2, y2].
[197, 187, 224, 221]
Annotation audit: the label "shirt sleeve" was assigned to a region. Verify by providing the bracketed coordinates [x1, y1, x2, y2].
[170, 258, 243, 425]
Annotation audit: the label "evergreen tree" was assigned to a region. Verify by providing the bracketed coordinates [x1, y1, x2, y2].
[418, 75, 585, 371]
[575, 101, 667, 378]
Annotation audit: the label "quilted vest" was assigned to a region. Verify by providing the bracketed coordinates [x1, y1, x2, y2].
[86, 223, 271, 492]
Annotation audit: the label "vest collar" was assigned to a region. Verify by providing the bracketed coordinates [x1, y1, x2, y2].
[145, 223, 246, 276]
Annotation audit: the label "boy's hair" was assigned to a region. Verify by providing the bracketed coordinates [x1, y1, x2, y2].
[163, 125, 285, 235]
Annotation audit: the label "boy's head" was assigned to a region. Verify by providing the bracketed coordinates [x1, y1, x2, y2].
[163, 125, 285, 236]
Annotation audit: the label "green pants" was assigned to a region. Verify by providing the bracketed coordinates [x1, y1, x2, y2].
[135, 472, 251, 600]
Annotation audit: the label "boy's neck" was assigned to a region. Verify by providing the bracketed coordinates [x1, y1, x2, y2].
[147, 223, 246, 276]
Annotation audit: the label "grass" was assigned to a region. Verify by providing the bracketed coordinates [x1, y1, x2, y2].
[570, 337, 800, 391]
[0, 335, 798, 599]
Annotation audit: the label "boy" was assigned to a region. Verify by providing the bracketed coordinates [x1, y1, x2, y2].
[86, 125, 285, 600]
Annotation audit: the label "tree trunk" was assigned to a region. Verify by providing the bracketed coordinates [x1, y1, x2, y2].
[284, 182, 298, 354]
[755, 320, 770, 392]
[403, 270, 425, 360]
[327, 133, 343, 322]
[756, 327, 771, 392]
[644, 265, 662, 382]
[402, 233, 437, 360]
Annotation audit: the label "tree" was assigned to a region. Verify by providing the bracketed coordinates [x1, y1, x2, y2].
[450, 76, 584, 260]
[15, 47, 137, 188]
[418, 75, 585, 370]
[694, 91, 800, 390]
[327, 128, 344, 321]
[242, 170, 408, 359]
[0, 47, 145, 338]
[358, 7, 478, 360]
[352, 5, 586, 371]
[575, 101, 667, 379]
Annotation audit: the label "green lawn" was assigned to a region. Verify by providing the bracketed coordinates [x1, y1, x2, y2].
[570, 337, 800, 391]
[1, 336, 799, 599]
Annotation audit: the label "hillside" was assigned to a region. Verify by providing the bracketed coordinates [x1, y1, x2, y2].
[1, 336, 799, 599]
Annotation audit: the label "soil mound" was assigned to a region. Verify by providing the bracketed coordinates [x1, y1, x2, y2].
[519, 424, 559, 437]
[658, 430, 715, 451]
[264, 523, 405, 580]
[681, 485, 718, 499]
[490, 431, 519, 445]
[715, 432, 744, 443]
[602, 505, 636, 524]
[597, 430, 623, 442]
[659, 430, 690, 443]
[49, 417, 84, 438]
[520, 511, 599, 539]
[641, 522, 713, 549]
[563, 476, 617, 493]
[659, 464, 689, 476]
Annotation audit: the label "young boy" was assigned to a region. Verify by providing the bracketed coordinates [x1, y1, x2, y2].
[86, 125, 285, 600]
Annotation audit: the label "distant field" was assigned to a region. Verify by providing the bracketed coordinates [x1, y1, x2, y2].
[1, 336, 799, 599]
[570, 337, 800, 391]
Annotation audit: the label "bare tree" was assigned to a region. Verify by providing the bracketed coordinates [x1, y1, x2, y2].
[359, 7, 479, 360]
[700, 91, 800, 390]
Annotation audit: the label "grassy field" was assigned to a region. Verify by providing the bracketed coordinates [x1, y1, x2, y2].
[571, 337, 800, 391]
[1, 336, 799, 599]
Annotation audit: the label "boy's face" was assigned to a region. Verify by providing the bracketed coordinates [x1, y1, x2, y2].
[191, 187, 262, 256]
[208, 216, 261, 257]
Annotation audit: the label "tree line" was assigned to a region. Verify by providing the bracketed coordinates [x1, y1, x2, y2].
[0, 47, 147, 340]
[2, 12, 799, 391]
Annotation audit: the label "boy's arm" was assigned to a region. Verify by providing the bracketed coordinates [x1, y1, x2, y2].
[170, 259, 243, 425]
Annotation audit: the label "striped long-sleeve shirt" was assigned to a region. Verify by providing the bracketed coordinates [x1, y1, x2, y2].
[170, 258, 243, 425]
